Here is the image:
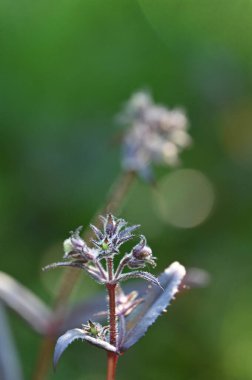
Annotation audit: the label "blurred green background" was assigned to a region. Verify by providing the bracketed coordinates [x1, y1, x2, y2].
[1, 1, 252, 379]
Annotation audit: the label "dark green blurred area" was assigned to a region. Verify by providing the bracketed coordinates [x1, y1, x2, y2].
[1, 1, 252, 379]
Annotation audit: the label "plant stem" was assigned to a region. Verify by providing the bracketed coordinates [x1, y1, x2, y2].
[106, 257, 119, 380]
[33, 171, 135, 380]
[106, 258, 117, 346]
[32, 338, 54, 380]
[106, 352, 119, 380]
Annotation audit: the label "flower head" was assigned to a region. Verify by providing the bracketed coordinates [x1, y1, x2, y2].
[118, 91, 192, 179]
[90, 214, 140, 259]
[43, 214, 159, 286]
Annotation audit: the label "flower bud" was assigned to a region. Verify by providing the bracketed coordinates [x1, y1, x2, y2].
[63, 238, 74, 256]
[129, 235, 157, 268]
[133, 245, 152, 261]
[63, 227, 93, 262]
[132, 236, 151, 260]
[92, 214, 139, 259]
[127, 260, 146, 269]
[63, 237, 85, 259]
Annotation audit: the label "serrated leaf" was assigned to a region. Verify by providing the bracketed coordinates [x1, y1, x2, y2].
[120, 261, 186, 351]
[117, 271, 161, 288]
[54, 329, 117, 369]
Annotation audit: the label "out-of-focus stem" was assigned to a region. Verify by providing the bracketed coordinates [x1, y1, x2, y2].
[32, 338, 54, 380]
[33, 171, 135, 380]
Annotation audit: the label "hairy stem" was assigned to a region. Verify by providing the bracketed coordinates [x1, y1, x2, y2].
[106, 258, 117, 346]
[33, 171, 135, 380]
[106, 257, 119, 380]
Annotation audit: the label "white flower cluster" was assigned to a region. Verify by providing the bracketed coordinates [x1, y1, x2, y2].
[119, 91, 192, 178]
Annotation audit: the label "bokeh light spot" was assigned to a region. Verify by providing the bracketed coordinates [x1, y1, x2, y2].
[155, 169, 215, 228]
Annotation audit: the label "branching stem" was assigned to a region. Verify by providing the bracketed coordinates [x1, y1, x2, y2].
[95, 260, 107, 280]
[114, 256, 130, 279]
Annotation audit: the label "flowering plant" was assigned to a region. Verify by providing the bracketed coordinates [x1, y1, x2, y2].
[44, 214, 186, 380]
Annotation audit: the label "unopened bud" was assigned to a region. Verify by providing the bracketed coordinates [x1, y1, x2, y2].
[127, 260, 146, 269]
[63, 227, 92, 262]
[128, 235, 156, 268]
[133, 245, 152, 260]
[63, 238, 74, 256]
[132, 236, 152, 260]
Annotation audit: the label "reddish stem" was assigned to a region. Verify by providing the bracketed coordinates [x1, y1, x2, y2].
[106, 258, 119, 380]
[106, 352, 118, 380]
[107, 283, 117, 346]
